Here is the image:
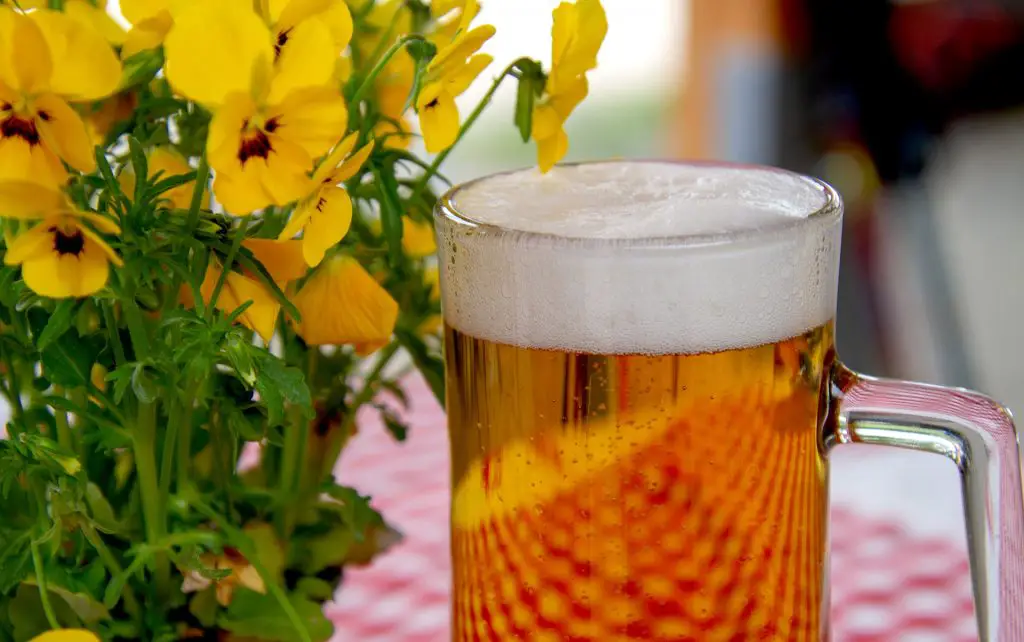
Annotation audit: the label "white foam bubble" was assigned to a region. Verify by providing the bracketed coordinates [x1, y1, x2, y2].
[436, 161, 842, 354]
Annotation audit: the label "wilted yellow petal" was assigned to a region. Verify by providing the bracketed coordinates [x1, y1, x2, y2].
[402, 218, 436, 258]
[65, 0, 128, 45]
[536, 127, 568, 174]
[35, 92, 97, 173]
[32, 10, 121, 101]
[0, 181, 64, 219]
[270, 86, 348, 159]
[29, 630, 102, 642]
[416, 84, 459, 153]
[300, 185, 352, 267]
[244, 238, 307, 284]
[165, 2, 274, 106]
[201, 261, 280, 342]
[292, 255, 398, 347]
[268, 17, 335, 104]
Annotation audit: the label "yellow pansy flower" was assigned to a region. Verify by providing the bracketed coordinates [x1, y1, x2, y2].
[165, 1, 348, 215]
[415, 22, 495, 153]
[180, 548, 266, 607]
[430, 0, 480, 47]
[118, 146, 195, 210]
[29, 630, 101, 642]
[278, 133, 373, 267]
[0, 8, 121, 187]
[0, 183, 123, 299]
[244, 238, 308, 285]
[531, 0, 607, 172]
[292, 255, 398, 351]
[257, 0, 353, 99]
[62, 0, 128, 46]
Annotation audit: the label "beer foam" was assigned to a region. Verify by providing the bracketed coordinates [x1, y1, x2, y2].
[437, 162, 841, 354]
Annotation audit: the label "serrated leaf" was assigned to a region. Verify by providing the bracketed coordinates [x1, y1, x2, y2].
[40, 334, 102, 388]
[253, 353, 311, 426]
[321, 485, 380, 541]
[35, 300, 77, 351]
[219, 589, 333, 642]
[102, 550, 151, 609]
[0, 532, 32, 594]
[127, 137, 148, 205]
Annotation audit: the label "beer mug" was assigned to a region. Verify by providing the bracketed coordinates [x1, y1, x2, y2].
[434, 161, 1024, 641]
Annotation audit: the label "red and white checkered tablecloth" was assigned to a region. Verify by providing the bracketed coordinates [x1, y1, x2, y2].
[328, 375, 978, 642]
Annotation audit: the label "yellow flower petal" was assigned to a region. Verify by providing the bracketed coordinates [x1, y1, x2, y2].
[416, 84, 459, 154]
[201, 261, 280, 342]
[301, 185, 352, 267]
[329, 140, 373, 183]
[31, 10, 121, 101]
[428, 24, 494, 77]
[0, 135, 67, 187]
[402, 218, 436, 258]
[29, 630, 102, 642]
[313, 132, 357, 184]
[120, 0, 174, 26]
[292, 255, 398, 347]
[268, 17, 336, 104]
[549, 0, 607, 92]
[531, 102, 561, 142]
[244, 238, 307, 284]
[269, 86, 348, 159]
[261, 136, 315, 203]
[11, 217, 115, 298]
[550, 74, 589, 120]
[165, 2, 274, 106]
[35, 92, 97, 173]
[536, 126, 568, 174]
[0, 11, 53, 96]
[121, 13, 173, 58]
[213, 169, 275, 216]
[65, 0, 128, 46]
[318, 2, 354, 52]
[206, 92, 256, 174]
[0, 181, 64, 219]
[444, 53, 491, 98]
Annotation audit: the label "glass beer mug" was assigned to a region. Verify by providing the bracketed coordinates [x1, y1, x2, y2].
[434, 161, 1024, 641]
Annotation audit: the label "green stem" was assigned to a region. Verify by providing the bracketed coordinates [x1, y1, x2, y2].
[162, 380, 198, 498]
[133, 400, 169, 598]
[340, 342, 400, 435]
[81, 522, 142, 620]
[30, 539, 59, 630]
[348, 35, 429, 120]
[184, 154, 209, 238]
[207, 220, 247, 319]
[189, 495, 313, 642]
[102, 303, 127, 367]
[53, 387, 72, 452]
[2, 352, 24, 421]
[412, 58, 529, 202]
[278, 404, 306, 536]
[122, 299, 151, 361]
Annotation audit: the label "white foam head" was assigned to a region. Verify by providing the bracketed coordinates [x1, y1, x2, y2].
[436, 161, 842, 354]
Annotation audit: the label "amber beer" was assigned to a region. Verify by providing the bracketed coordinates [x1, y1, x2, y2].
[437, 162, 843, 641]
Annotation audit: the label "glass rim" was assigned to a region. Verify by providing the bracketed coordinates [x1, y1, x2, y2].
[435, 159, 843, 249]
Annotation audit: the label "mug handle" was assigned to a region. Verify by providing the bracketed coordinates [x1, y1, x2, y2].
[827, 364, 1024, 641]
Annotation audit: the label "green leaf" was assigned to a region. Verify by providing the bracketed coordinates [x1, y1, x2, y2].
[84, 483, 121, 534]
[514, 75, 536, 143]
[35, 300, 77, 351]
[9, 584, 82, 640]
[380, 407, 408, 442]
[127, 136, 148, 205]
[0, 267, 20, 306]
[39, 334, 102, 388]
[298, 526, 353, 574]
[253, 352, 312, 426]
[130, 364, 158, 404]
[219, 590, 333, 642]
[322, 485, 380, 541]
[102, 549, 152, 609]
[244, 522, 284, 583]
[0, 532, 32, 594]
[189, 588, 219, 628]
[294, 578, 333, 602]
[119, 48, 164, 90]
[372, 166, 404, 267]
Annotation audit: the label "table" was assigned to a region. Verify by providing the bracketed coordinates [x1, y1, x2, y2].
[331, 376, 978, 641]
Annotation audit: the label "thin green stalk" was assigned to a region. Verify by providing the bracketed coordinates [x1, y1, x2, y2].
[81, 522, 142, 620]
[278, 403, 306, 536]
[122, 299, 151, 361]
[184, 154, 209, 237]
[207, 220, 247, 318]
[31, 539, 59, 629]
[2, 352, 24, 421]
[190, 495, 313, 642]
[102, 303, 127, 366]
[161, 379, 198, 497]
[133, 400, 169, 598]
[412, 59, 529, 201]
[53, 387, 72, 452]
[348, 35, 429, 120]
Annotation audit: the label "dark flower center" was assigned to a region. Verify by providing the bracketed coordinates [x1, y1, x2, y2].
[1, 115, 40, 145]
[237, 130, 273, 164]
[274, 28, 292, 59]
[425, 98, 440, 109]
[51, 227, 85, 257]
